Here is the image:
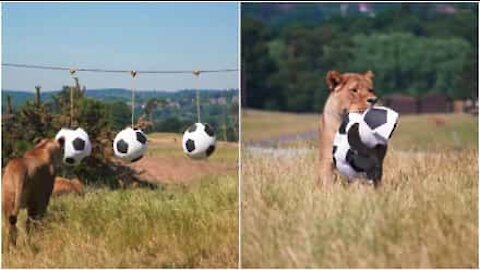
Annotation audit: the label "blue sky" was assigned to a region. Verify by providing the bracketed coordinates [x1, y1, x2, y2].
[2, 3, 239, 91]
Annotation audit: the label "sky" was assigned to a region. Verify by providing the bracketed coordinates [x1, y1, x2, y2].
[2, 2, 239, 91]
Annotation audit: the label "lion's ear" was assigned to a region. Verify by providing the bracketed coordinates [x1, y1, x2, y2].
[326, 70, 343, 91]
[365, 70, 374, 79]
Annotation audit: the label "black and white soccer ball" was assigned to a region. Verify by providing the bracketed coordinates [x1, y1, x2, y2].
[182, 123, 216, 160]
[55, 127, 92, 166]
[113, 127, 148, 163]
[358, 106, 399, 148]
[332, 106, 399, 179]
[332, 112, 365, 178]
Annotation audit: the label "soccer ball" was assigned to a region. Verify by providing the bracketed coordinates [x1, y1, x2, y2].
[55, 127, 92, 166]
[358, 106, 399, 148]
[182, 123, 216, 160]
[332, 112, 365, 178]
[332, 106, 399, 179]
[113, 127, 148, 163]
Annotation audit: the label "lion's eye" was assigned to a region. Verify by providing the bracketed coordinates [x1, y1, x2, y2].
[369, 88, 374, 93]
[351, 88, 358, 93]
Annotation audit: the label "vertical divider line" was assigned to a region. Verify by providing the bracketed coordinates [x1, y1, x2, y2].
[237, 2, 242, 268]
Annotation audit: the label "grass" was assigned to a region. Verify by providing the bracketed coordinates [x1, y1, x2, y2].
[147, 132, 238, 162]
[390, 114, 478, 151]
[241, 109, 318, 142]
[242, 111, 478, 268]
[3, 132, 238, 268]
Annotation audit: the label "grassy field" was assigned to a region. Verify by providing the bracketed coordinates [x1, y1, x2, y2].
[242, 109, 319, 143]
[2, 133, 238, 268]
[242, 110, 478, 268]
[148, 132, 238, 161]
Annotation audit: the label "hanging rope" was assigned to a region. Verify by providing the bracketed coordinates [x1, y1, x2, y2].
[3, 63, 238, 74]
[69, 68, 77, 128]
[130, 70, 137, 128]
[6, 63, 238, 129]
[193, 70, 201, 123]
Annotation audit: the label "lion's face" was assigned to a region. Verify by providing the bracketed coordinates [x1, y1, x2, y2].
[326, 70, 378, 115]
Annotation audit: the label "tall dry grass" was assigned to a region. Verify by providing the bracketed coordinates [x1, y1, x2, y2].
[3, 175, 238, 268]
[242, 113, 478, 268]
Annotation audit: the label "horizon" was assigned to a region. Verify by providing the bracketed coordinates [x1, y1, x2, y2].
[2, 87, 239, 93]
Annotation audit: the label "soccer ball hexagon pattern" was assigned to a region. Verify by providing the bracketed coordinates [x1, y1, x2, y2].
[55, 127, 92, 166]
[332, 112, 365, 178]
[358, 106, 399, 148]
[113, 127, 148, 163]
[182, 122, 216, 160]
[333, 106, 399, 179]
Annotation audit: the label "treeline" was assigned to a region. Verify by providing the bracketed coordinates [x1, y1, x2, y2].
[3, 88, 239, 142]
[242, 3, 478, 112]
[3, 79, 238, 169]
[2, 80, 123, 186]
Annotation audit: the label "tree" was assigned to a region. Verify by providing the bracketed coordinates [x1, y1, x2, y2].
[143, 98, 167, 129]
[2, 86, 55, 166]
[241, 3, 477, 112]
[350, 33, 470, 97]
[242, 17, 278, 109]
[107, 101, 131, 131]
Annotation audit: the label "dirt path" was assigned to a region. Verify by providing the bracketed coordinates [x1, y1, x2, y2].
[127, 155, 236, 184]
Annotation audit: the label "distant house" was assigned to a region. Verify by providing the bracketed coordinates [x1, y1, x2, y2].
[383, 92, 456, 114]
[383, 94, 417, 114]
[418, 93, 451, 113]
[169, 102, 181, 109]
[435, 4, 457, 14]
[358, 3, 375, 17]
[208, 97, 227, 105]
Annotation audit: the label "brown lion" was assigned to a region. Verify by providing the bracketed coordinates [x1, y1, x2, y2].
[2, 137, 64, 246]
[318, 70, 378, 187]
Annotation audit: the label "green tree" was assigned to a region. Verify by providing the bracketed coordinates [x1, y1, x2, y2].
[242, 17, 278, 109]
[350, 33, 470, 97]
[143, 98, 167, 131]
[107, 101, 131, 131]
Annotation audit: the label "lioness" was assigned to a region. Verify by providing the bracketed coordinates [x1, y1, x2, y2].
[2, 137, 64, 246]
[318, 70, 378, 187]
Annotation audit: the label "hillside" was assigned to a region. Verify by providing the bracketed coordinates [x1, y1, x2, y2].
[2, 88, 238, 109]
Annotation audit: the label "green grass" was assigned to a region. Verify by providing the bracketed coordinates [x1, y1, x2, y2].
[3, 132, 239, 268]
[243, 110, 478, 151]
[242, 111, 478, 268]
[242, 109, 318, 142]
[4, 176, 238, 268]
[147, 132, 238, 162]
[390, 114, 478, 151]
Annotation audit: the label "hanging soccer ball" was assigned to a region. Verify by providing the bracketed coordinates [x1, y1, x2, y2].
[113, 127, 148, 163]
[358, 106, 399, 148]
[182, 123, 216, 160]
[55, 127, 92, 166]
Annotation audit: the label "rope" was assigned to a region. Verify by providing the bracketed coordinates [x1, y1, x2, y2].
[69, 68, 77, 128]
[6, 63, 238, 128]
[130, 70, 137, 127]
[193, 70, 201, 123]
[3, 63, 238, 74]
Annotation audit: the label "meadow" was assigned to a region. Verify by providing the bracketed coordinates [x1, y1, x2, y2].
[242, 110, 478, 268]
[2, 133, 238, 268]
